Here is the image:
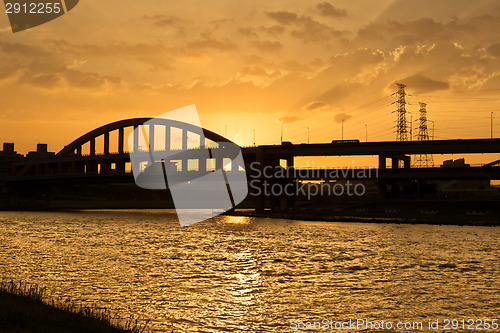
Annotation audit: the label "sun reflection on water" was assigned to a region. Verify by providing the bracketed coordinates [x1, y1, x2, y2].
[218, 249, 264, 330]
[219, 216, 252, 225]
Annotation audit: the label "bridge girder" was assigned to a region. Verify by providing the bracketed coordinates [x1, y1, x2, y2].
[56, 117, 235, 157]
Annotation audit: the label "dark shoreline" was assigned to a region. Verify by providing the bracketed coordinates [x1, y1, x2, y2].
[1, 199, 499, 227]
[226, 210, 499, 226]
[0, 281, 147, 333]
[226, 199, 500, 227]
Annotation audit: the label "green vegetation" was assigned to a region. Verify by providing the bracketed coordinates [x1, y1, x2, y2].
[0, 280, 149, 333]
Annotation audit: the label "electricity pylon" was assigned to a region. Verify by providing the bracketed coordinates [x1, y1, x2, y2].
[413, 102, 434, 167]
[394, 83, 409, 142]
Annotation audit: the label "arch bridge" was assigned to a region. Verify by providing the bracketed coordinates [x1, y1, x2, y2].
[11, 118, 240, 180]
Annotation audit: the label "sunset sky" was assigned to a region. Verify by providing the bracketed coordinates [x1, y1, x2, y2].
[1, 0, 500, 165]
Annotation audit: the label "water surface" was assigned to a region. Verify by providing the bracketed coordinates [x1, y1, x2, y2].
[0, 210, 498, 332]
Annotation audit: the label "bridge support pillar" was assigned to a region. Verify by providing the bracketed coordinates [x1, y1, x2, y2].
[90, 138, 96, 156]
[267, 157, 281, 210]
[182, 129, 188, 150]
[283, 157, 295, 209]
[378, 180, 388, 199]
[200, 157, 207, 172]
[391, 156, 399, 169]
[101, 160, 111, 173]
[254, 187, 265, 212]
[165, 126, 171, 151]
[118, 128, 124, 153]
[216, 157, 223, 171]
[116, 160, 125, 173]
[76, 162, 85, 174]
[9, 193, 19, 209]
[86, 161, 98, 174]
[149, 124, 155, 150]
[44, 190, 53, 210]
[284, 179, 295, 209]
[269, 179, 281, 210]
[379, 154, 387, 169]
[252, 152, 266, 212]
[403, 155, 411, 168]
[104, 132, 110, 155]
[133, 125, 139, 152]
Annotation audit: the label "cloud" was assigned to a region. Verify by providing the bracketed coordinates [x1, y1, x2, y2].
[15, 68, 121, 91]
[186, 33, 237, 52]
[266, 10, 346, 42]
[481, 73, 500, 90]
[374, 0, 500, 24]
[0, 69, 19, 81]
[238, 25, 285, 38]
[278, 116, 300, 123]
[316, 3, 347, 18]
[266, 11, 301, 25]
[0, 40, 122, 91]
[52, 40, 175, 71]
[66, 70, 121, 89]
[20, 73, 63, 89]
[143, 15, 189, 37]
[238, 27, 258, 38]
[317, 82, 363, 105]
[290, 19, 345, 42]
[0, 42, 49, 58]
[260, 25, 285, 35]
[304, 100, 328, 111]
[240, 66, 280, 78]
[353, 14, 500, 54]
[279, 60, 312, 73]
[334, 113, 351, 123]
[354, 18, 446, 49]
[398, 74, 449, 93]
[145, 15, 183, 27]
[250, 40, 282, 52]
[487, 43, 500, 57]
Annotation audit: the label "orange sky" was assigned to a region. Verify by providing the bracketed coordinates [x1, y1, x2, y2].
[1, 0, 500, 165]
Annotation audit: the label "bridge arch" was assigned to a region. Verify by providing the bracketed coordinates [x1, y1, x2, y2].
[57, 118, 235, 157]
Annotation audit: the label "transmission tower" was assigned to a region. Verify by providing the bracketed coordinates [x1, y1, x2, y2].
[413, 102, 434, 167]
[394, 83, 408, 141]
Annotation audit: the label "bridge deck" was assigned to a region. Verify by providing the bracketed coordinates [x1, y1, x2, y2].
[250, 138, 500, 156]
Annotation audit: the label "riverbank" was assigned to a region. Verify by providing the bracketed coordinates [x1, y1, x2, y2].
[0, 281, 147, 333]
[228, 199, 500, 226]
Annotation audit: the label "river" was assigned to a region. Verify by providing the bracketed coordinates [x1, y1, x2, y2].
[0, 210, 498, 332]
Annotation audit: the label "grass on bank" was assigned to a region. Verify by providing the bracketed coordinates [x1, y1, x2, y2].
[0, 280, 149, 333]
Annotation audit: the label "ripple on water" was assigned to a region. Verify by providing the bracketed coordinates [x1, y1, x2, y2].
[0, 211, 498, 332]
